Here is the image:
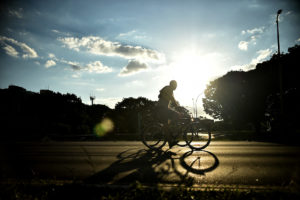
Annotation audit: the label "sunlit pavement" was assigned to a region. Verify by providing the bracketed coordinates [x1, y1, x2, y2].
[1, 141, 300, 190]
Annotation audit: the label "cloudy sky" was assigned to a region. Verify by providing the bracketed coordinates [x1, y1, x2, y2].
[0, 0, 299, 113]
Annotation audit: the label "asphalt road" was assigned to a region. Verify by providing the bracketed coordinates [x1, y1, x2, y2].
[1, 141, 300, 189]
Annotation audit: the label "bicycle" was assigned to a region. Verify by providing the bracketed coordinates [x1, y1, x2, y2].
[138, 107, 213, 151]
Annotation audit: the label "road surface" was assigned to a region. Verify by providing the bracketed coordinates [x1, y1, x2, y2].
[1, 141, 300, 190]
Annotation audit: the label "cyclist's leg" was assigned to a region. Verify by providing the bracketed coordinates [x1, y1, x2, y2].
[156, 106, 172, 147]
[162, 120, 173, 148]
[166, 109, 181, 148]
[156, 106, 179, 148]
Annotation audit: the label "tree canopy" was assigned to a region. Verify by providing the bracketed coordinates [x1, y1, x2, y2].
[203, 44, 300, 132]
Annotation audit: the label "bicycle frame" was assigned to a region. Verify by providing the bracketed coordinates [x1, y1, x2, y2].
[139, 95, 213, 150]
[139, 110, 212, 151]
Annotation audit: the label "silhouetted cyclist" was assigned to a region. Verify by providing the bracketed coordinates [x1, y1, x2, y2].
[158, 80, 181, 148]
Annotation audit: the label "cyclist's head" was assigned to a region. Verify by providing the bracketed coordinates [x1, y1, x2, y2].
[170, 80, 177, 90]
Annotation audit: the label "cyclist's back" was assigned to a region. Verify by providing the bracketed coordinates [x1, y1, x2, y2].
[158, 85, 175, 108]
[157, 80, 181, 148]
[157, 80, 180, 122]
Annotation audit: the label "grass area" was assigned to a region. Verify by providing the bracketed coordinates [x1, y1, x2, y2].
[1, 181, 300, 200]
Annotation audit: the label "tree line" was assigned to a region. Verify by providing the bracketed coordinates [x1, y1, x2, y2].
[0, 44, 299, 140]
[0, 86, 158, 140]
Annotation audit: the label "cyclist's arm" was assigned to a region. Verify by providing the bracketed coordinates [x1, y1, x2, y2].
[170, 94, 179, 107]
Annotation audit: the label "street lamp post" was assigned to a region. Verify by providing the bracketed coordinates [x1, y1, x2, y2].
[276, 9, 284, 115]
[195, 92, 203, 118]
[276, 9, 282, 56]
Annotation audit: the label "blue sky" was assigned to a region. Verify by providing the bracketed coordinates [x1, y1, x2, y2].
[0, 0, 299, 113]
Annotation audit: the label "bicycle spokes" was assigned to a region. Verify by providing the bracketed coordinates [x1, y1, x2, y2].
[188, 126, 211, 150]
[142, 124, 166, 149]
[140, 113, 212, 151]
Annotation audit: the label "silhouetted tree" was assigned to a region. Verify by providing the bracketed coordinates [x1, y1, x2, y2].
[0, 86, 111, 139]
[112, 97, 156, 134]
[203, 44, 300, 133]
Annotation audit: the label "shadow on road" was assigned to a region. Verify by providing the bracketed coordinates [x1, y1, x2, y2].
[180, 150, 219, 175]
[84, 148, 219, 186]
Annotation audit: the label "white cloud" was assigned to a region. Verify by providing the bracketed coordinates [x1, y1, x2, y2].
[230, 48, 273, 71]
[118, 30, 137, 37]
[48, 53, 55, 58]
[245, 27, 265, 34]
[86, 61, 112, 73]
[238, 41, 249, 51]
[56, 58, 81, 70]
[96, 88, 105, 92]
[71, 73, 81, 78]
[64, 60, 80, 68]
[45, 60, 56, 68]
[0, 36, 38, 58]
[250, 48, 272, 65]
[119, 60, 148, 76]
[47, 55, 113, 74]
[3, 45, 19, 57]
[8, 8, 23, 18]
[52, 29, 71, 36]
[239, 26, 265, 51]
[285, 11, 292, 16]
[67, 60, 113, 74]
[117, 30, 148, 40]
[296, 38, 300, 42]
[58, 36, 164, 62]
[52, 30, 60, 33]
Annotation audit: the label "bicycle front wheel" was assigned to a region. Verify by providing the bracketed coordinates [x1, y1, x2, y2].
[142, 124, 166, 150]
[186, 124, 211, 150]
[175, 124, 193, 147]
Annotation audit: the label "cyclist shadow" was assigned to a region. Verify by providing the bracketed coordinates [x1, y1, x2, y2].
[85, 148, 174, 185]
[84, 148, 219, 186]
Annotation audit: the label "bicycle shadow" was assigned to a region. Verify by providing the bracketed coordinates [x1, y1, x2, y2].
[84, 147, 219, 186]
[179, 150, 219, 175]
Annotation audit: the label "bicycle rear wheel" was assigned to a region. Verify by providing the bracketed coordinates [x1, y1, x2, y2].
[186, 124, 211, 150]
[142, 124, 166, 150]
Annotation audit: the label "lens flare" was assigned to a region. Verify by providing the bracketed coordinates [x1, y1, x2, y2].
[94, 118, 114, 137]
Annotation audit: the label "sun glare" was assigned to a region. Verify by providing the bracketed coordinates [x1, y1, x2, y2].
[169, 49, 220, 107]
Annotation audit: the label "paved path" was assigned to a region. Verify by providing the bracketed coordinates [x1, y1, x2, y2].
[1, 141, 300, 189]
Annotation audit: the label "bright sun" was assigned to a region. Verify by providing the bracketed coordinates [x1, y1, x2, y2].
[169, 48, 220, 108]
